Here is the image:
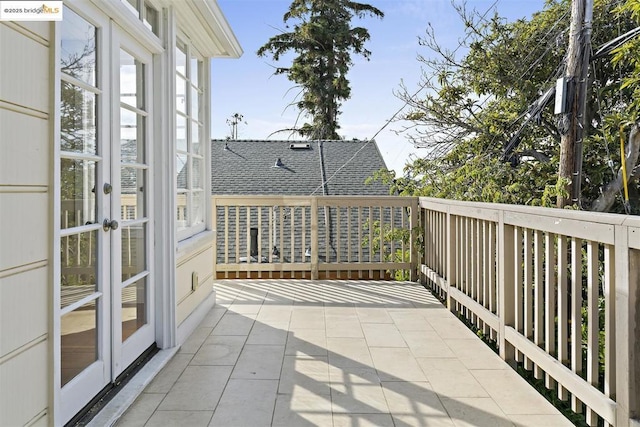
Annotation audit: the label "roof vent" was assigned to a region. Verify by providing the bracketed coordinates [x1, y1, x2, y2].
[273, 158, 284, 168]
[289, 143, 311, 150]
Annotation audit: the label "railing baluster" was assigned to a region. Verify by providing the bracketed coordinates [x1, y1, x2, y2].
[302, 206, 307, 269]
[524, 228, 533, 370]
[571, 237, 583, 413]
[235, 206, 239, 268]
[347, 206, 352, 266]
[290, 206, 295, 268]
[586, 240, 599, 426]
[224, 206, 229, 270]
[246, 206, 251, 266]
[545, 232, 557, 390]
[379, 206, 383, 272]
[336, 207, 341, 269]
[258, 206, 262, 278]
[603, 244, 615, 405]
[358, 206, 362, 279]
[534, 230, 544, 379]
[310, 197, 318, 280]
[557, 234, 569, 400]
[482, 220, 490, 335]
[515, 226, 524, 363]
[280, 206, 284, 265]
[368, 207, 373, 279]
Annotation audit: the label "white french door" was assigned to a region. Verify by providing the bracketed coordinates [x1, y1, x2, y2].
[111, 24, 155, 378]
[59, 7, 156, 423]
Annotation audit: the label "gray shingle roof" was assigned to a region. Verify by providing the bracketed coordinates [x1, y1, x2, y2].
[211, 139, 390, 196]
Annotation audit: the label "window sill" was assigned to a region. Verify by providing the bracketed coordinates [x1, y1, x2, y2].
[176, 229, 214, 261]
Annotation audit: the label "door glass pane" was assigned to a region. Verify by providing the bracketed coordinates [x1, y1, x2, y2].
[176, 115, 187, 152]
[176, 154, 188, 189]
[190, 56, 199, 86]
[192, 121, 201, 155]
[192, 191, 204, 225]
[122, 277, 147, 342]
[61, 300, 98, 386]
[120, 51, 145, 110]
[121, 224, 146, 281]
[61, 82, 97, 154]
[121, 112, 145, 163]
[176, 44, 186, 76]
[61, 230, 98, 308]
[121, 167, 145, 219]
[60, 159, 97, 229]
[120, 50, 137, 108]
[176, 75, 186, 114]
[190, 85, 199, 118]
[192, 158, 202, 189]
[60, 6, 96, 86]
[177, 192, 187, 229]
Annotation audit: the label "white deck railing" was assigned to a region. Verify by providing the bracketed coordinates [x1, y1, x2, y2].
[211, 195, 419, 280]
[419, 197, 640, 427]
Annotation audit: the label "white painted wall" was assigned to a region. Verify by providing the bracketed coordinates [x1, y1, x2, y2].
[0, 21, 52, 427]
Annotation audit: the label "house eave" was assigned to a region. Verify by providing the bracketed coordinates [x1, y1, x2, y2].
[172, 0, 243, 58]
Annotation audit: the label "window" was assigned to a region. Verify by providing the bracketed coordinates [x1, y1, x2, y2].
[176, 39, 205, 240]
[121, 0, 159, 37]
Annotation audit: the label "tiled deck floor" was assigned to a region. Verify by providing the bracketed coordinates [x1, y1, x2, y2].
[115, 280, 572, 426]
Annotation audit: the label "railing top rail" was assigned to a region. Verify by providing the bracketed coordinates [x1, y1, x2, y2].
[212, 194, 416, 208]
[418, 196, 633, 225]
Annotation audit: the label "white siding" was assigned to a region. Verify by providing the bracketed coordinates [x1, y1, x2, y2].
[0, 267, 48, 356]
[0, 21, 52, 427]
[0, 340, 49, 426]
[176, 243, 214, 326]
[0, 108, 49, 186]
[0, 23, 50, 113]
[0, 192, 49, 270]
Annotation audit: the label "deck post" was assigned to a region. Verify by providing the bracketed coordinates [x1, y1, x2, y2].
[311, 196, 319, 280]
[410, 197, 419, 282]
[498, 210, 516, 364]
[615, 225, 640, 426]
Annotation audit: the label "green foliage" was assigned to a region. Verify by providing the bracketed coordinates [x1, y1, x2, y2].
[392, 0, 640, 213]
[361, 218, 423, 281]
[257, 0, 383, 140]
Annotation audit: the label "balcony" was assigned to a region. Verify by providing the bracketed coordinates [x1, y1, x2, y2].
[108, 196, 639, 426]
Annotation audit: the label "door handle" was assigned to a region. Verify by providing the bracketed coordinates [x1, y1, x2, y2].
[103, 218, 119, 231]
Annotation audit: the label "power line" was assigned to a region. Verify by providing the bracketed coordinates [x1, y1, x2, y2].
[309, 0, 533, 195]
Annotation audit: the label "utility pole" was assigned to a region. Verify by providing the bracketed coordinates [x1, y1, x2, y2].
[557, 0, 593, 208]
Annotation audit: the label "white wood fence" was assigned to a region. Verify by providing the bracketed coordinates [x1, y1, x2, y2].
[212, 195, 419, 280]
[419, 197, 640, 427]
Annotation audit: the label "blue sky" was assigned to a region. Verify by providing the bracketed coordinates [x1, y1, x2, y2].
[211, 0, 546, 176]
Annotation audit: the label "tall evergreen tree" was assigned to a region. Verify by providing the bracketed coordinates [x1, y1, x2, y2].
[257, 0, 383, 140]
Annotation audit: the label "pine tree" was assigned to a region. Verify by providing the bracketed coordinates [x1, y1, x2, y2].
[257, 0, 383, 140]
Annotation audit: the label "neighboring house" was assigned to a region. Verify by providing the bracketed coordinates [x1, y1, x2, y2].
[210, 139, 399, 269]
[211, 139, 391, 196]
[0, 2, 241, 425]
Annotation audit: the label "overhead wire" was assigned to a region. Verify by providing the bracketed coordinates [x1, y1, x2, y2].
[309, 0, 503, 195]
[309, 0, 577, 194]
